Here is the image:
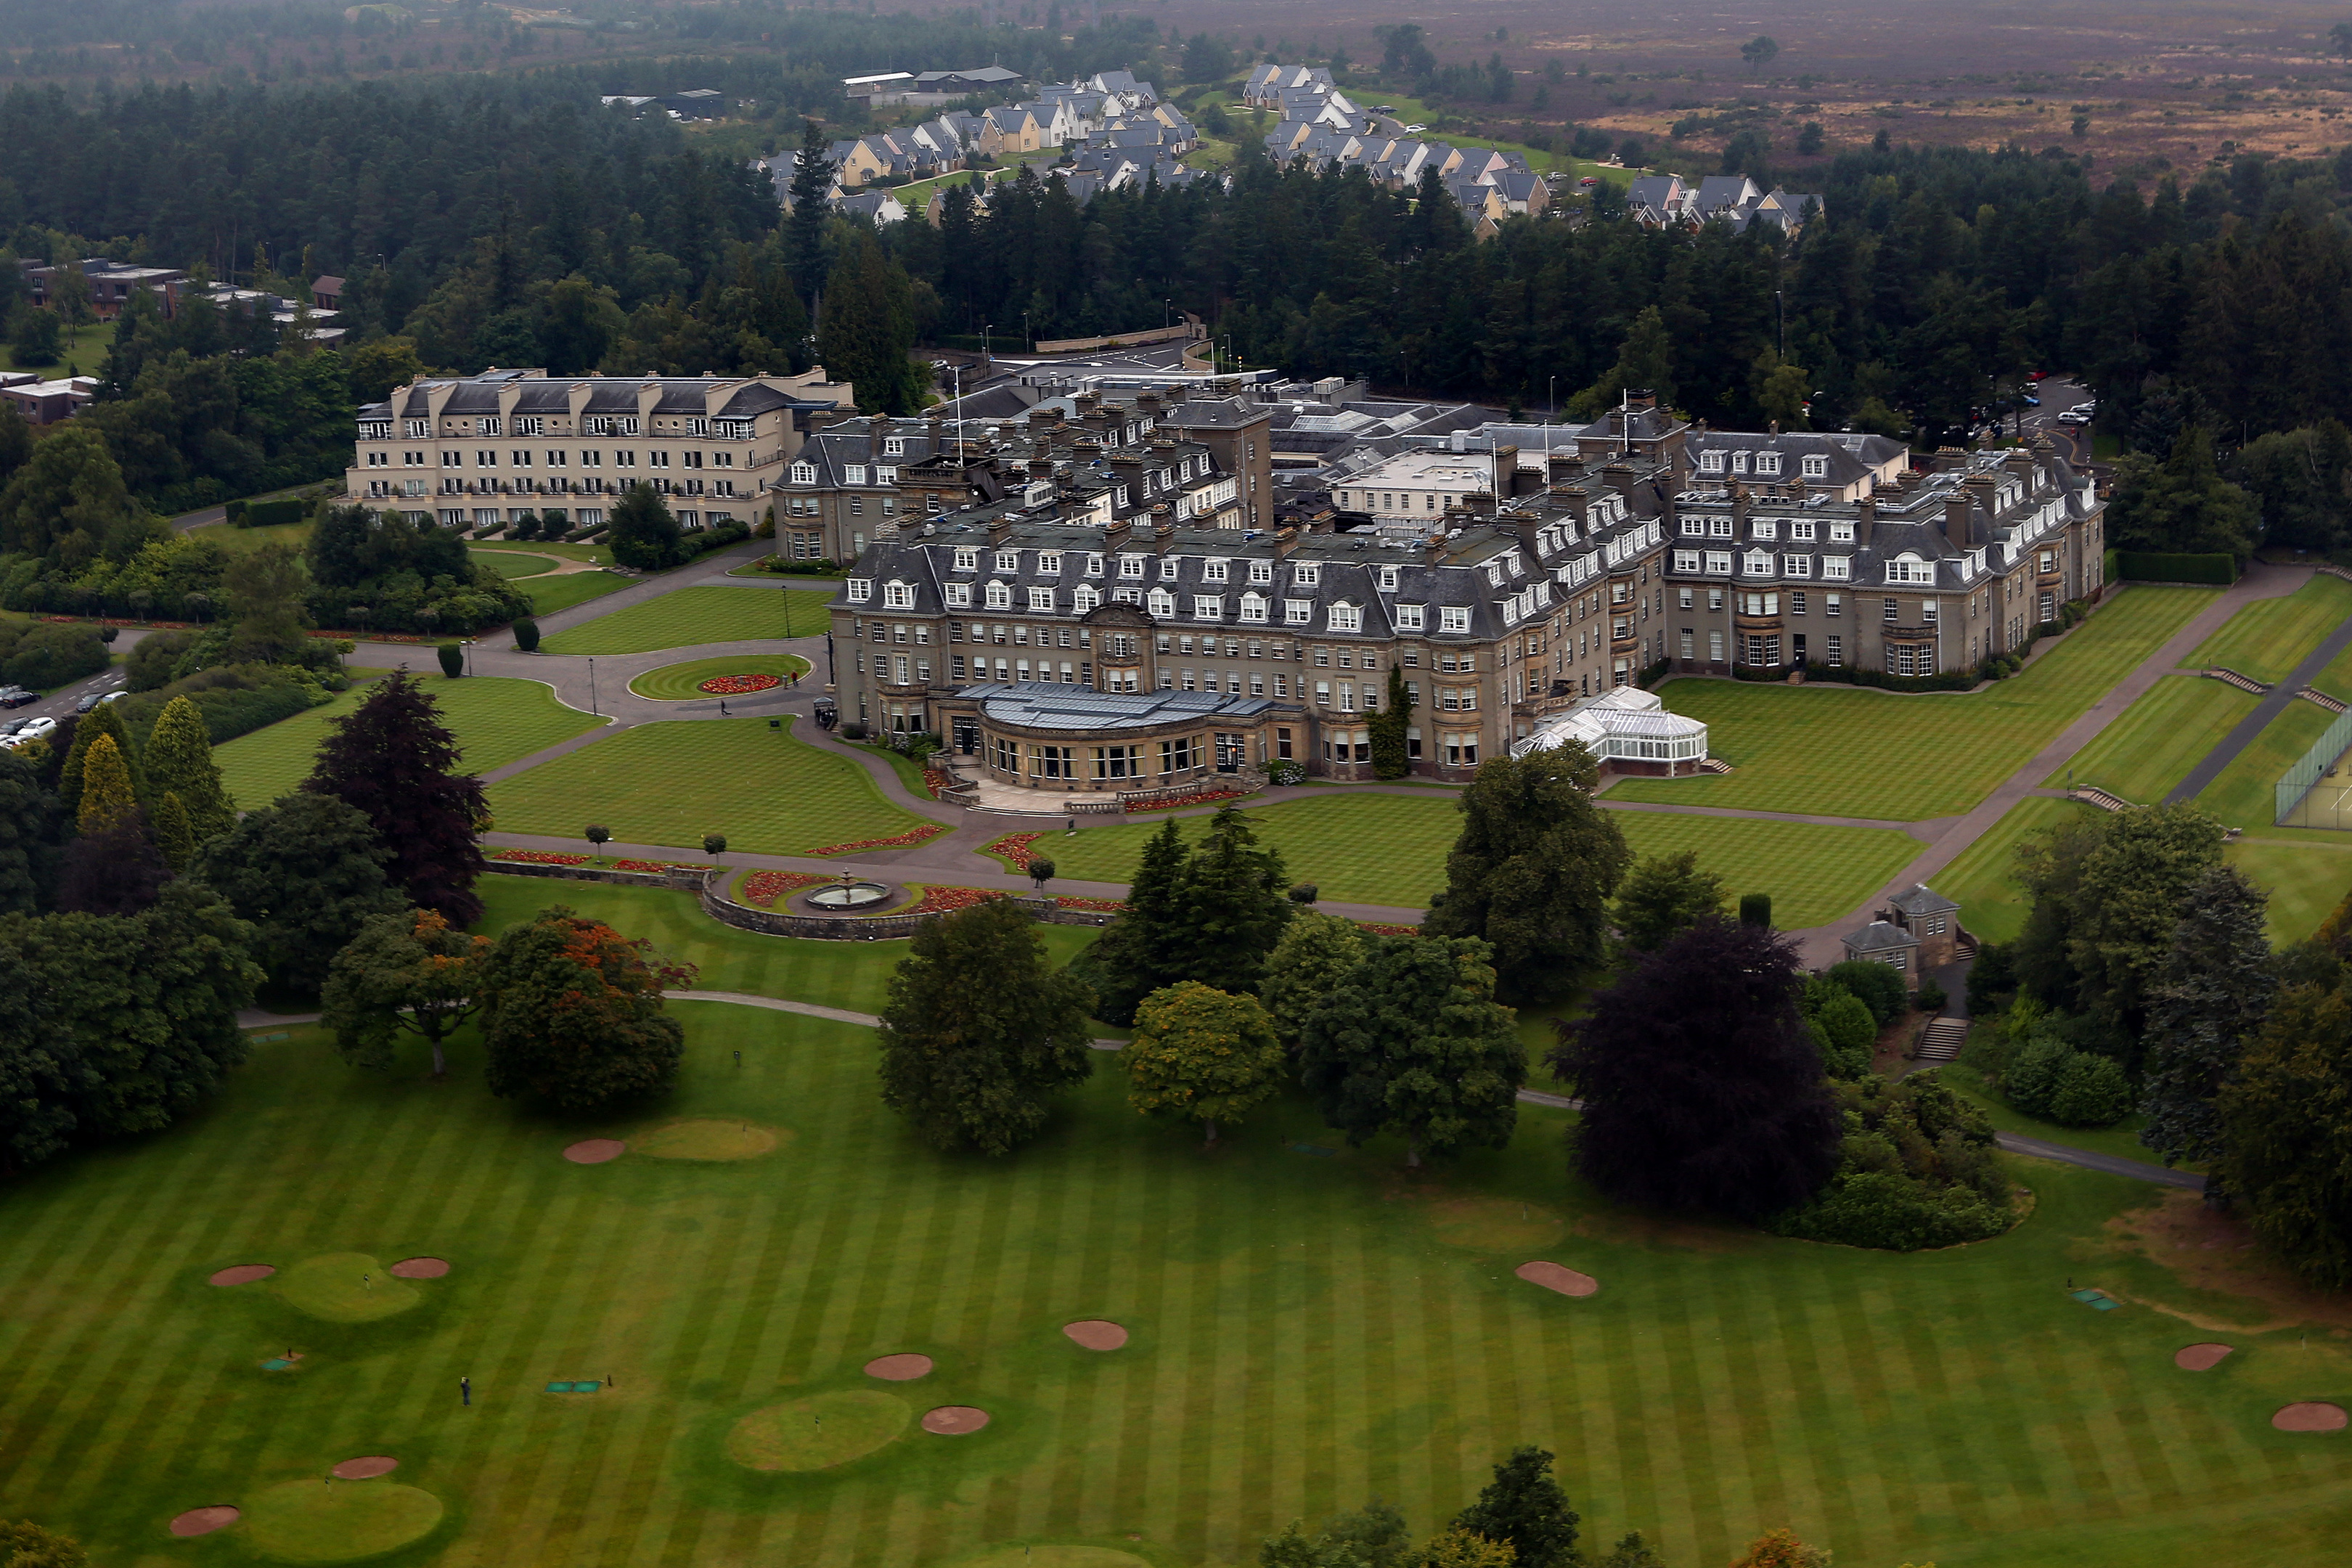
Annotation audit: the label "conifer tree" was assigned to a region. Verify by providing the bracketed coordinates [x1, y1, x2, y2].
[1368, 662, 1413, 779]
[816, 229, 924, 415]
[0, 747, 57, 916]
[1075, 817, 1192, 1024]
[142, 694, 235, 841]
[2143, 864, 2274, 1170]
[57, 700, 142, 818]
[303, 669, 490, 925]
[152, 790, 195, 872]
[1169, 804, 1292, 995]
[784, 121, 836, 302]
[75, 734, 136, 835]
[1450, 1446, 1580, 1568]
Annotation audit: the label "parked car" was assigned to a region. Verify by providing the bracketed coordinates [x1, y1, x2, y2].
[2056, 411, 2088, 425]
[0, 686, 34, 709]
[2021, 395, 2041, 407]
[15, 716, 57, 742]
[74, 690, 102, 713]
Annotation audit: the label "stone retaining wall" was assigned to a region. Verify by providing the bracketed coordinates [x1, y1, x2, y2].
[486, 860, 711, 891]
[700, 884, 1114, 939]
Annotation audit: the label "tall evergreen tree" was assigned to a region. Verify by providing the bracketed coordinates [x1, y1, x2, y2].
[151, 791, 195, 873]
[142, 694, 236, 842]
[877, 897, 1095, 1154]
[1169, 804, 1292, 994]
[1368, 663, 1413, 779]
[2104, 427, 2261, 558]
[1553, 917, 1841, 1219]
[1422, 741, 1631, 1005]
[303, 669, 490, 925]
[73, 734, 136, 836]
[1450, 1447, 1581, 1568]
[1074, 817, 1193, 1024]
[54, 816, 169, 917]
[817, 229, 925, 415]
[0, 748, 57, 915]
[1297, 934, 1524, 1167]
[608, 481, 684, 571]
[2142, 864, 2274, 1170]
[784, 121, 836, 304]
[56, 699, 142, 820]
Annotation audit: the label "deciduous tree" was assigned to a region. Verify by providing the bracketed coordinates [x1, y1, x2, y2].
[2218, 976, 2352, 1287]
[304, 669, 490, 925]
[322, 908, 492, 1077]
[2104, 428, 2261, 558]
[878, 897, 1095, 1154]
[1611, 849, 1727, 955]
[192, 792, 407, 992]
[1261, 909, 1367, 1049]
[1297, 934, 1524, 1167]
[1423, 742, 1630, 1005]
[478, 907, 694, 1108]
[1124, 981, 1287, 1143]
[1552, 918, 1841, 1219]
[0, 1516, 89, 1567]
[1729, 1527, 1830, 1568]
[1450, 1446, 1579, 1568]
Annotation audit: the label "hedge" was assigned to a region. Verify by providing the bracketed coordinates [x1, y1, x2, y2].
[116, 663, 330, 746]
[235, 498, 309, 529]
[2113, 550, 2238, 585]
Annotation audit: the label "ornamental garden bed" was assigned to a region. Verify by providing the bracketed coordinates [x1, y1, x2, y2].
[736, 870, 834, 908]
[489, 850, 708, 872]
[811, 822, 950, 856]
[700, 672, 783, 695]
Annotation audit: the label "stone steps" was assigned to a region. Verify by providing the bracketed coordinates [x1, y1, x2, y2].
[2068, 785, 2135, 813]
[1916, 1016, 1971, 1064]
[2202, 666, 2269, 696]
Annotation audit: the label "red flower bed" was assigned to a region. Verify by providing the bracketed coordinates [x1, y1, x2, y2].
[738, 870, 831, 907]
[812, 822, 949, 856]
[984, 832, 1045, 870]
[1054, 895, 1127, 912]
[1354, 920, 1419, 936]
[1124, 789, 1244, 814]
[698, 672, 783, 695]
[492, 849, 592, 866]
[611, 859, 706, 873]
[922, 769, 956, 800]
[897, 885, 1008, 915]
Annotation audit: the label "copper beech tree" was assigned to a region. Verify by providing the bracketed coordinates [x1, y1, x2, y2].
[477, 907, 695, 1108]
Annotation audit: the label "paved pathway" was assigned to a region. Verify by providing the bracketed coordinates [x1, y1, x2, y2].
[2166, 608, 2352, 803]
[1788, 566, 2312, 967]
[1994, 1131, 2205, 1190]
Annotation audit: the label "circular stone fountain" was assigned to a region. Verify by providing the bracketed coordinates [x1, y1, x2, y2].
[801, 879, 891, 911]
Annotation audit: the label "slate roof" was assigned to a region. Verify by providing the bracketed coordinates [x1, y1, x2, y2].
[973, 683, 1276, 731]
[1890, 884, 1961, 918]
[1843, 920, 1919, 955]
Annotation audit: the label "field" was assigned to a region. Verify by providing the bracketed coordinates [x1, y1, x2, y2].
[542, 587, 833, 654]
[0, 318, 109, 372]
[2187, 575, 2352, 685]
[520, 569, 633, 618]
[214, 674, 605, 809]
[2194, 701, 2337, 831]
[1033, 791, 1920, 925]
[473, 874, 1103, 1016]
[474, 551, 563, 578]
[628, 654, 812, 701]
[2041, 676, 2253, 807]
[1609, 587, 2218, 821]
[4, 992, 2351, 1568]
[2225, 837, 2352, 945]
[485, 716, 930, 856]
[1928, 797, 2088, 947]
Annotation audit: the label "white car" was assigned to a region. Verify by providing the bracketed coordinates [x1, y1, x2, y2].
[2056, 411, 2088, 426]
[12, 715, 56, 743]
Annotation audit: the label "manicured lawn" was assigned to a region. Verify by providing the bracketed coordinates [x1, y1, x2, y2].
[473, 873, 1102, 1016]
[470, 539, 608, 564]
[207, 518, 318, 558]
[486, 716, 929, 856]
[520, 569, 632, 618]
[473, 550, 563, 578]
[1936, 1055, 2189, 1171]
[2193, 699, 2336, 830]
[2224, 837, 2352, 944]
[4, 1003, 2347, 1568]
[2038, 674, 2253, 804]
[214, 674, 605, 809]
[1609, 586, 2218, 820]
[626, 654, 812, 701]
[542, 586, 833, 653]
[1927, 796, 2093, 946]
[2187, 574, 2352, 684]
[1034, 792, 1921, 926]
[0, 318, 108, 372]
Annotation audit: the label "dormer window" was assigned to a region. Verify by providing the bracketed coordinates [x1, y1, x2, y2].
[953, 547, 979, 571]
[1792, 521, 1816, 542]
[1120, 553, 1147, 579]
[1396, 603, 1425, 630]
[1292, 563, 1320, 587]
[1699, 450, 1725, 473]
[846, 465, 869, 486]
[790, 462, 817, 484]
[1327, 601, 1363, 633]
[1147, 589, 1176, 616]
[1073, 585, 1101, 612]
[1802, 454, 1829, 478]
[1085, 553, 1104, 576]
[1752, 520, 1777, 542]
[883, 436, 906, 456]
[1115, 484, 1130, 507]
[1830, 521, 1855, 542]
[1203, 558, 1229, 582]
[1038, 550, 1063, 574]
[1029, 587, 1056, 612]
[1240, 592, 1269, 623]
[985, 581, 1013, 609]
[1376, 565, 1400, 592]
[877, 466, 898, 484]
[1440, 606, 1469, 634]
[1756, 453, 1781, 477]
[1249, 559, 1274, 584]
[846, 578, 873, 603]
[883, 580, 914, 609]
[995, 549, 1019, 571]
[1731, 450, 1749, 474]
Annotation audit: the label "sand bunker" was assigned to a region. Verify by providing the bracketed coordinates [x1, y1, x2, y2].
[864, 1353, 934, 1381]
[2175, 1343, 2234, 1371]
[2273, 1401, 2348, 1432]
[1063, 1320, 1128, 1351]
[1516, 1261, 1599, 1297]
[388, 1257, 449, 1280]
[168, 1506, 240, 1538]
[634, 1119, 783, 1161]
[210, 1265, 275, 1286]
[922, 1405, 991, 1435]
[563, 1138, 626, 1164]
[331, 1457, 399, 1480]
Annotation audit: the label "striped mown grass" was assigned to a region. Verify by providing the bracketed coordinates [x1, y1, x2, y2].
[2224, 836, 2352, 944]
[2, 1005, 2347, 1568]
[1925, 796, 2093, 946]
[627, 654, 812, 701]
[473, 873, 1103, 1016]
[2194, 699, 2337, 830]
[542, 586, 833, 654]
[1033, 792, 1919, 925]
[2041, 674, 2255, 806]
[1608, 584, 2219, 820]
[213, 673, 606, 809]
[485, 716, 929, 857]
[2188, 573, 2352, 685]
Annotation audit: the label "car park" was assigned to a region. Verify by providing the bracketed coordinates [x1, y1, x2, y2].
[14, 716, 57, 743]
[0, 686, 34, 709]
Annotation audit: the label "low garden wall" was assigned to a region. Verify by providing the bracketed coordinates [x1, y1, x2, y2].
[486, 860, 712, 892]
[700, 883, 1102, 939]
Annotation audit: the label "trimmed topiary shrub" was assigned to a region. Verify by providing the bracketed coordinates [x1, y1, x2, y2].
[1739, 892, 1771, 927]
[436, 642, 464, 679]
[512, 618, 540, 653]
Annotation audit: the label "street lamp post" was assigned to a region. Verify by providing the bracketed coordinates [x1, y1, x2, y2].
[588, 657, 598, 716]
[981, 322, 992, 377]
